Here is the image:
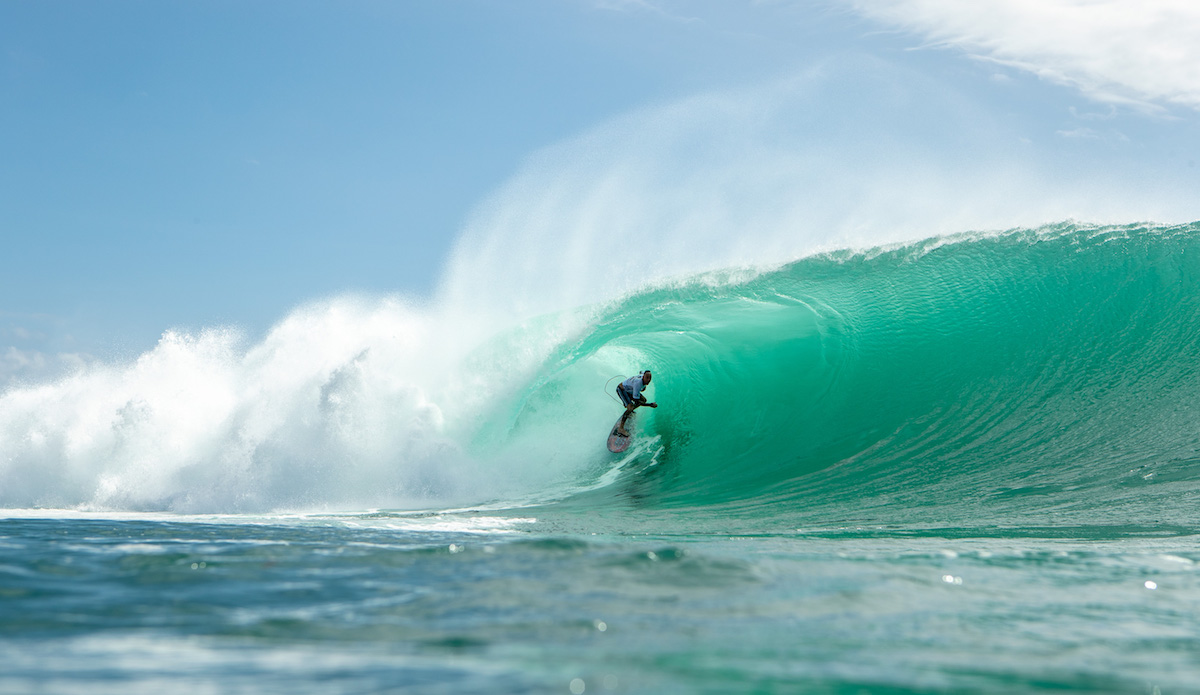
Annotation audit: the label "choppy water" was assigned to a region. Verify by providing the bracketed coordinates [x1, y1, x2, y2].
[2, 513, 1195, 694]
[3, 222, 1200, 692]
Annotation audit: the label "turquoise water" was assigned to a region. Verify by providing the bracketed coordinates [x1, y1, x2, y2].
[3, 222, 1200, 692]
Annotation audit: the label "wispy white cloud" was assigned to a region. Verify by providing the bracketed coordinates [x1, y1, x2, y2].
[3, 346, 49, 371]
[1, 315, 92, 388]
[591, 0, 699, 22]
[1069, 105, 1118, 121]
[1055, 127, 1130, 144]
[846, 0, 1200, 111]
[592, 0, 657, 10]
[1057, 127, 1102, 140]
[1, 347, 93, 388]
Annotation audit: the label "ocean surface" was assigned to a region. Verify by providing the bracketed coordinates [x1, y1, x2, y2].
[3, 222, 1200, 693]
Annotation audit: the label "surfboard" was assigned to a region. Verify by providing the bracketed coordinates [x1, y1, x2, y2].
[607, 413, 632, 453]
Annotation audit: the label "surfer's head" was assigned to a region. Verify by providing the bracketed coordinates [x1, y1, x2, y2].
[643, 370, 652, 384]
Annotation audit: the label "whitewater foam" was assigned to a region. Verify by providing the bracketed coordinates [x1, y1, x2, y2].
[0, 295, 595, 512]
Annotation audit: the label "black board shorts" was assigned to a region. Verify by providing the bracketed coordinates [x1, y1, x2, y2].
[617, 385, 642, 408]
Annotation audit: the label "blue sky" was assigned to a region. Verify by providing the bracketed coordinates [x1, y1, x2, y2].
[4, 0, 1200, 386]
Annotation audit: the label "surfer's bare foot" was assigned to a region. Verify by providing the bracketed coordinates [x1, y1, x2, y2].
[617, 429, 629, 437]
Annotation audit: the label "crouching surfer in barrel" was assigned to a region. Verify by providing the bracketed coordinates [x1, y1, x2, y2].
[616, 370, 657, 437]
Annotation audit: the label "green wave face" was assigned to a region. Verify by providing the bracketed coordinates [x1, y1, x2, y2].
[493, 223, 1200, 524]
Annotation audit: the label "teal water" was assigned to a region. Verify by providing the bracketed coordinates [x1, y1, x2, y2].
[3, 222, 1200, 692]
[506, 222, 1200, 529]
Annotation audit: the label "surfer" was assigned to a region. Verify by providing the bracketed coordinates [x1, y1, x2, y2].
[616, 370, 657, 437]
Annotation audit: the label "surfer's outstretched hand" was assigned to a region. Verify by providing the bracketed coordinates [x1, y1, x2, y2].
[648, 402, 658, 408]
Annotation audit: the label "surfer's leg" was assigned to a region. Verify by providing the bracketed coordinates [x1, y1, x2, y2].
[617, 408, 633, 436]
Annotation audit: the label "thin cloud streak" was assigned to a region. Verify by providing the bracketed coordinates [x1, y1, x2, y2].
[1, 347, 94, 389]
[591, 0, 700, 23]
[846, 0, 1200, 110]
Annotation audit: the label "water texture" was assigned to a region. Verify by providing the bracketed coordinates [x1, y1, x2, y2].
[3, 222, 1199, 692]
